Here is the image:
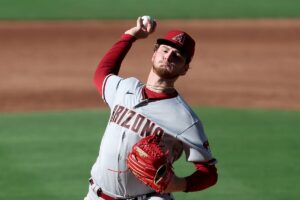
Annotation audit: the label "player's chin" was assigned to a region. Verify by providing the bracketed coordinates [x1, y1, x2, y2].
[158, 63, 174, 72]
[153, 67, 178, 79]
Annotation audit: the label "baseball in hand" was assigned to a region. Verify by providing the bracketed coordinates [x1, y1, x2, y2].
[141, 16, 154, 27]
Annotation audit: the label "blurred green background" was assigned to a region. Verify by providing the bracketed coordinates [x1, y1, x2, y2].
[0, 0, 299, 20]
[1, 108, 300, 200]
[0, 0, 299, 200]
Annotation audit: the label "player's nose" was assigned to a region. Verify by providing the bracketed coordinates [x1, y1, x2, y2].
[164, 51, 174, 61]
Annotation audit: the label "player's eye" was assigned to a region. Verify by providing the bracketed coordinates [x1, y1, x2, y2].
[161, 48, 168, 53]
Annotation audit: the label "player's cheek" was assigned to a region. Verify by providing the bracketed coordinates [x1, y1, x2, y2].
[151, 53, 156, 63]
[152, 54, 160, 65]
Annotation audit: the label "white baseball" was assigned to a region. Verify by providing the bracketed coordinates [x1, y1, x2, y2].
[141, 15, 153, 27]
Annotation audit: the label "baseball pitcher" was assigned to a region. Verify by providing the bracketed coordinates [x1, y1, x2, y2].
[84, 16, 218, 200]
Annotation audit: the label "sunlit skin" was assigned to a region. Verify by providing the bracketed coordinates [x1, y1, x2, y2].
[152, 44, 189, 79]
[144, 44, 190, 93]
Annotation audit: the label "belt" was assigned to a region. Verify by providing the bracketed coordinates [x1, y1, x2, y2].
[89, 178, 115, 200]
[88, 178, 156, 200]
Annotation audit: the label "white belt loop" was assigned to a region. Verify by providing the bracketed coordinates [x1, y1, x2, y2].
[89, 178, 101, 194]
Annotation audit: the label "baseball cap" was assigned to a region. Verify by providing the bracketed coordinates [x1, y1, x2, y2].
[157, 30, 195, 63]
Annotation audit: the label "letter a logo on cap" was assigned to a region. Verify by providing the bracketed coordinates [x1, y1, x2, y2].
[172, 33, 186, 45]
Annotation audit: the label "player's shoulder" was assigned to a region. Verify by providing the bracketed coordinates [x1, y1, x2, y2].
[119, 76, 143, 90]
[123, 76, 141, 84]
[106, 75, 142, 90]
[173, 95, 200, 122]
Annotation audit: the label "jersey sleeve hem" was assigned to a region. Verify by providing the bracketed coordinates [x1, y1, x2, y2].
[102, 74, 113, 103]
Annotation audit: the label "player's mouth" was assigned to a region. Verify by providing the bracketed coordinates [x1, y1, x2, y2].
[159, 62, 174, 71]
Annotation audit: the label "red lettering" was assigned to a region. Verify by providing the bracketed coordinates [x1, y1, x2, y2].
[110, 105, 119, 122]
[131, 114, 145, 133]
[110, 106, 167, 138]
[117, 108, 128, 125]
[140, 119, 155, 137]
[111, 105, 124, 123]
[121, 110, 136, 129]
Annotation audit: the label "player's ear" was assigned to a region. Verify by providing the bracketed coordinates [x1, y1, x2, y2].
[153, 44, 159, 52]
[152, 44, 159, 62]
[180, 64, 189, 76]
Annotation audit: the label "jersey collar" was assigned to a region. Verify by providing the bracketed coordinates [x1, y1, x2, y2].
[142, 86, 178, 100]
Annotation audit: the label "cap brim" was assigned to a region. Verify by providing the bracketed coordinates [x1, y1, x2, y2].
[156, 39, 185, 54]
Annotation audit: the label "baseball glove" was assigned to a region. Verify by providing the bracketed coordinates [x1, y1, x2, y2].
[127, 134, 174, 193]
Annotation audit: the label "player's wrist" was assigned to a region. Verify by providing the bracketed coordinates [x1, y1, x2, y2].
[121, 33, 137, 42]
[124, 28, 139, 38]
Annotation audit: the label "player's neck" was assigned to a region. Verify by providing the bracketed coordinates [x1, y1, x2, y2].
[146, 69, 176, 93]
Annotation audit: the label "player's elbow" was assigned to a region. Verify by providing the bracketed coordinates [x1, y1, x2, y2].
[202, 165, 218, 188]
[209, 167, 218, 187]
[198, 163, 218, 187]
[185, 164, 218, 192]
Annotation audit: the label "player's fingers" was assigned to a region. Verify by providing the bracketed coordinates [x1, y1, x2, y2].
[146, 19, 156, 33]
[137, 17, 143, 29]
[146, 22, 152, 32]
[139, 17, 150, 32]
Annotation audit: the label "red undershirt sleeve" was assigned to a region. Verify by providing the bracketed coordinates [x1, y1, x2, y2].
[93, 34, 136, 96]
[184, 162, 218, 192]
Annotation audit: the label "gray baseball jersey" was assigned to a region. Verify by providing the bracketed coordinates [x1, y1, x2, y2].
[90, 74, 215, 198]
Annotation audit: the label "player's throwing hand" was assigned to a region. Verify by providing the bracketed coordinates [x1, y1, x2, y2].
[125, 16, 156, 39]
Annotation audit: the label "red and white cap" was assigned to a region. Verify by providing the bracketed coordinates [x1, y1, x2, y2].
[157, 30, 195, 62]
